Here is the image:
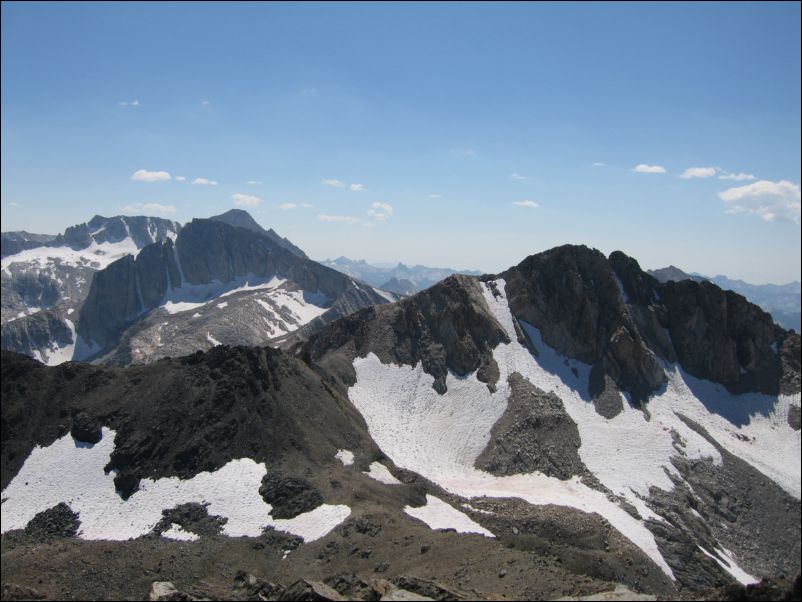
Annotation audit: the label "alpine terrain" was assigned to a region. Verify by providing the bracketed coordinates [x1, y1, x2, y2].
[2, 243, 799, 601]
[1, 210, 399, 367]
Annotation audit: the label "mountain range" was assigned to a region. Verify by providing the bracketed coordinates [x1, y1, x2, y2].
[1, 210, 398, 366]
[319, 256, 481, 295]
[1, 217, 799, 601]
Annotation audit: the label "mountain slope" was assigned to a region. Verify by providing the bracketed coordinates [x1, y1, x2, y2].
[76, 217, 398, 365]
[1, 244, 799, 600]
[1, 215, 181, 364]
[300, 244, 801, 590]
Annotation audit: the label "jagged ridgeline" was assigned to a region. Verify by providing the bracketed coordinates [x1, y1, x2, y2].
[1, 244, 800, 600]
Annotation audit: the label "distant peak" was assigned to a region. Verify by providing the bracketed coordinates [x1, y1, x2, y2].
[209, 209, 266, 234]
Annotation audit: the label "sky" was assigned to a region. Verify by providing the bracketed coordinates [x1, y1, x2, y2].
[1, 1, 800, 284]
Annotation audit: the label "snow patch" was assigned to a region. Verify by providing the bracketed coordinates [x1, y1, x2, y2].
[372, 287, 398, 303]
[335, 449, 354, 466]
[43, 318, 77, 366]
[162, 524, 200, 541]
[364, 462, 401, 485]
[405, 495, 494, 537]
[1, 238, 141, 274]
[698, 545, 759, 585]
[206, 333, 222, 346]
[1, 428, 350, 542]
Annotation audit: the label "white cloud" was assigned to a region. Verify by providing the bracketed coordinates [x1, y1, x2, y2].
[121, 202, 177, 216]
[119, 100, 140, 107]
[632, 164, 666, 174]
[592, 162, 606, 167]
[512, 200, 540, 208]
[718, 180, 800, 224]
[278, 202, 313, 210]
[317, 214, 360, 224]
[192, 177, 218, 186]
[429, 194, 442, 199]
[9, 202, 19, 207]
[232, 193, 262, 207]
[247, 180, 263, 185]
[680, 166, 716, 179]
[510, 173, 527, 180]
[718, 171, 756, 181]
[367, 202, 394, 221]
[301, 88, 318, 96]
[350, 183, 365, 191]
[321, 179, 345, 188]
[201, 100, 211, 106]
[131, 169, 171, 182]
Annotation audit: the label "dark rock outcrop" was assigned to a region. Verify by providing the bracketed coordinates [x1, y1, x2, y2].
[301, 274, 508, 394]
[475, 372, 586, 479]
[70, 410, 102, 444]
[259, 471, 324, 519]
[22, 503, 81, 541]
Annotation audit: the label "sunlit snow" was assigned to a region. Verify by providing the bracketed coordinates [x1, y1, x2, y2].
[1, 428, 351, 542]
[347, 279, 801, 579]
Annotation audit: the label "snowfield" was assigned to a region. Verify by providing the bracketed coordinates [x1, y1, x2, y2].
[347, 279, 801, 580]
[1, 237, 141, 276]
[1, 428, 351, 542]
[405, 494, 495, 537]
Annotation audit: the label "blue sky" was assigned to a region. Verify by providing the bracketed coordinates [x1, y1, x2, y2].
[2, 1, 800, 283]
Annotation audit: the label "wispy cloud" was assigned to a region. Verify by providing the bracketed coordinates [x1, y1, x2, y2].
[232, 193, 262, 207]
[350, 183, 365, 191]
[192, 177, 218, 186]
[718, 180, 800, 223]
[247, 180, 263, 185]
[718, 171, 756, 181]
[121, 202, 177, 216]
[510, 172, 527, 181]
[512, 200, 540, 208]
[278, 202, 313, 210]
[367, 202, 394, 221]
[680, 166, 716, 179]
[321, 179, 345, 188]
[131, 169, 171, 182]
[200, 100, 211, 106]
[592, 162, 606, 167]
[119, 99, 140, 107]
[301, 88, 318, 96]
[9, 202, 19, 207]
[317, 214, 360, 224]
[632, 164, 666, 174]
[175, 176, 187, 182]
[429, 194, 442, 199]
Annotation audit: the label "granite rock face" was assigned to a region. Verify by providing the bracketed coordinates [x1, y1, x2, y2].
[500, 245, 795, 401]
[210, 208, 308, 258]
[1, 215, 181, 363]
[76, 218, 392, 359]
